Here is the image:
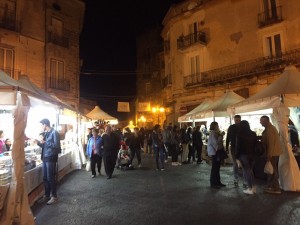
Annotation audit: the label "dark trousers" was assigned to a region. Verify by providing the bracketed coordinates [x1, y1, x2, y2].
[169, 144, 178, 162]
[103, 154, 117, 178]
[43, 161, 57, 198]
[210, 155, 222, 186]
[130, 147, 141, 165]
[154, 146, 165, 169]
[91, 154, 102, 175]
[267, 156, 280, 191]
[194, 145, 203, 162]
[188, 144, 195, 162]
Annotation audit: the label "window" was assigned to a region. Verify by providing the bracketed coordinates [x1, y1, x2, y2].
[265, 33, 282, 57]
[263, 0, 277, 19]
[51, 17, 63, 37]
[0, 0, 16, 30]
[145, 82, 151, 95]
[50, 59, 64, 89]
[0, 47, 14, 78]
[190, 55, 200, 75]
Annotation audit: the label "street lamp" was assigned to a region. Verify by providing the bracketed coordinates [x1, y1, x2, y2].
[138, 116, 146, 128]
[152, 107, 165, 125]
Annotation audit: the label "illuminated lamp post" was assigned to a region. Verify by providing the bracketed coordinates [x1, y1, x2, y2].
[152, 107, 165, 126]
[138, 116, 146, 128]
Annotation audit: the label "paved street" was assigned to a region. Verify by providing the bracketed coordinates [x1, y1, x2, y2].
[32, 155, 300, 225]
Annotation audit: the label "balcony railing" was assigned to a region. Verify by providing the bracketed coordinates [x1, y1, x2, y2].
[184, 48, 300, 87]
[47, 32, 69, 48]
[162, 74, 172, 88]
[47, 77, 70, 91]
[177, 31, 206, 50]
[258, 6, 283, 28]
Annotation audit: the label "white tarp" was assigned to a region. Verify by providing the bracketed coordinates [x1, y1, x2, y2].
[86, 105, 118, 124]
[229, 66, 300, 192]
[178, 98, 213, 122]
[197, 91, 244, 119]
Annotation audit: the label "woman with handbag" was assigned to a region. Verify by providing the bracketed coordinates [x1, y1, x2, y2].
[207, 122, 226, 189]
[236, 120, 257, 195]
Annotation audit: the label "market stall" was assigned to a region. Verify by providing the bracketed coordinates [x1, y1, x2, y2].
[0, 71, 86, 223]
[178, 98, 213, 124]
[86, 105, 118, 125]
[229, 65, 300, 192]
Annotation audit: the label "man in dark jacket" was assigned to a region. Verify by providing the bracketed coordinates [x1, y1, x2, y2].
[192, 126, 203, 164]
[226, 115, 241, 186]
[101, 125, 120, 179]
[127, 127, 143, 168]
[37, 118, 61, 205]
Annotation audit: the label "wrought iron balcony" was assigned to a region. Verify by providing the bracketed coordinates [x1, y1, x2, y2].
[258, 6, 283, 28]
[47, 32, 69, 48]
[47, 77, 70, 91]
[177, 31, 206, 50]
[184, 48, 300, 87]
[162, 74, 172, 88]
[0, 8, 17, 31]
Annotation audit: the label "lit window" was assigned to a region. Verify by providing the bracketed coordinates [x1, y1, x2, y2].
[0, 47, 14, 78]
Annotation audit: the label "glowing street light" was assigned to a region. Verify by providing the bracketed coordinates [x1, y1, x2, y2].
[152, 107, 165, 125]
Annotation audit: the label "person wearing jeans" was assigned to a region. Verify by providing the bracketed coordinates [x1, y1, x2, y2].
[152, 124, 165, 171]
[260, 116, 283, 194]
[37, 118, 61, 205]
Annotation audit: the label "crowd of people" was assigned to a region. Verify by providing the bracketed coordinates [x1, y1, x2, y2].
[84, 114, 291, 197]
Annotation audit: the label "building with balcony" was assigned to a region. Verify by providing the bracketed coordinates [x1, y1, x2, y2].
[161, 0, 300, 125]
[136, 27, 166, 127]
[0, 0, 85, 109]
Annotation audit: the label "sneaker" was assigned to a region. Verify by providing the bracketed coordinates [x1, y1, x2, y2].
[161, 168, 165, 171]
[172, 162, 178, 166]
[47, 197, 58, 205]
[138, 164, 142, 168]
[243, 188, 254, 195]
[37, 195, 50, 203]
[176, 162, 182, 166]
[164, 160, 168, 163]
[91, 175, 95, 178]
[129, 164, 133, 168]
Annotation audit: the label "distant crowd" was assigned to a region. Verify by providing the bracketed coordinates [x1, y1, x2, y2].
[85, 115, 289, 196]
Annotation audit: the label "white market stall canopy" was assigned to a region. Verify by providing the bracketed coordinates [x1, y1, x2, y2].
[178, 98, 213, 122]
[196, 91, 244, 119]
[86, 105, 118, 124]
[230, 66, 300, 114]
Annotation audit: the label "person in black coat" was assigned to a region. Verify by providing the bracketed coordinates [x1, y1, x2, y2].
[101, 125, 121, 179]
[236, 120, 257, 195]
[192, 126, 203, 164]
[127, 127, 143, 168]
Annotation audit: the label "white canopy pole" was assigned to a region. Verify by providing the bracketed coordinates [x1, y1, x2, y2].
[0, 92, 35, 225]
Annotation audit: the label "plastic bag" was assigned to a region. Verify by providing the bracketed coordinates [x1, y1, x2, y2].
[86, 160, 91, 172]
[264, 160, 273, 174]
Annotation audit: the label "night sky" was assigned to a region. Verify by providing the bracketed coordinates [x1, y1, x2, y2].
[80, 0, 183, 121]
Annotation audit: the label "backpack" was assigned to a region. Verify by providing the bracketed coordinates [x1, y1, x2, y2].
[254, 139, 265, 157]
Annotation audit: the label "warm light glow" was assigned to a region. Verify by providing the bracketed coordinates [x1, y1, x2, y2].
[130, 120, 133, 124]
[159, 107, 165, 113]
[152, 107, 165, 113]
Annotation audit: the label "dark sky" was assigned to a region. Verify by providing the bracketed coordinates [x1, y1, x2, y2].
[80, 0, 183, 121]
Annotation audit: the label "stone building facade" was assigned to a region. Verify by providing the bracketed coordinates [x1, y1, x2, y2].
[0, 0, 84, 109]
[160, 0, 300, 125]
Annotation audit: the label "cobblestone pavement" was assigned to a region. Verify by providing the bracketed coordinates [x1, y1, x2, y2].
[32, 154, 300, 225]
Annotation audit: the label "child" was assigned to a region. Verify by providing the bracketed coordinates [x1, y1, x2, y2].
[117, 141, 131, 169]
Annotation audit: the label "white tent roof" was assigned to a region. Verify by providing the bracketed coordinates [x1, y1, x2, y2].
[86, 105, 118, 123]
[197, 91, 244, 119]
[230, 66, 300, 114]
[178, 98, 213, 122]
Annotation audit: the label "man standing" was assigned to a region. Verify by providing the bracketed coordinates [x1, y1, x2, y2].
[127, 127, 143, 168]
[37, 118, 61, 205]
[226, 115, 241, 186]
[101, 125, 120, 179]
[260, 115, 282, 194]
